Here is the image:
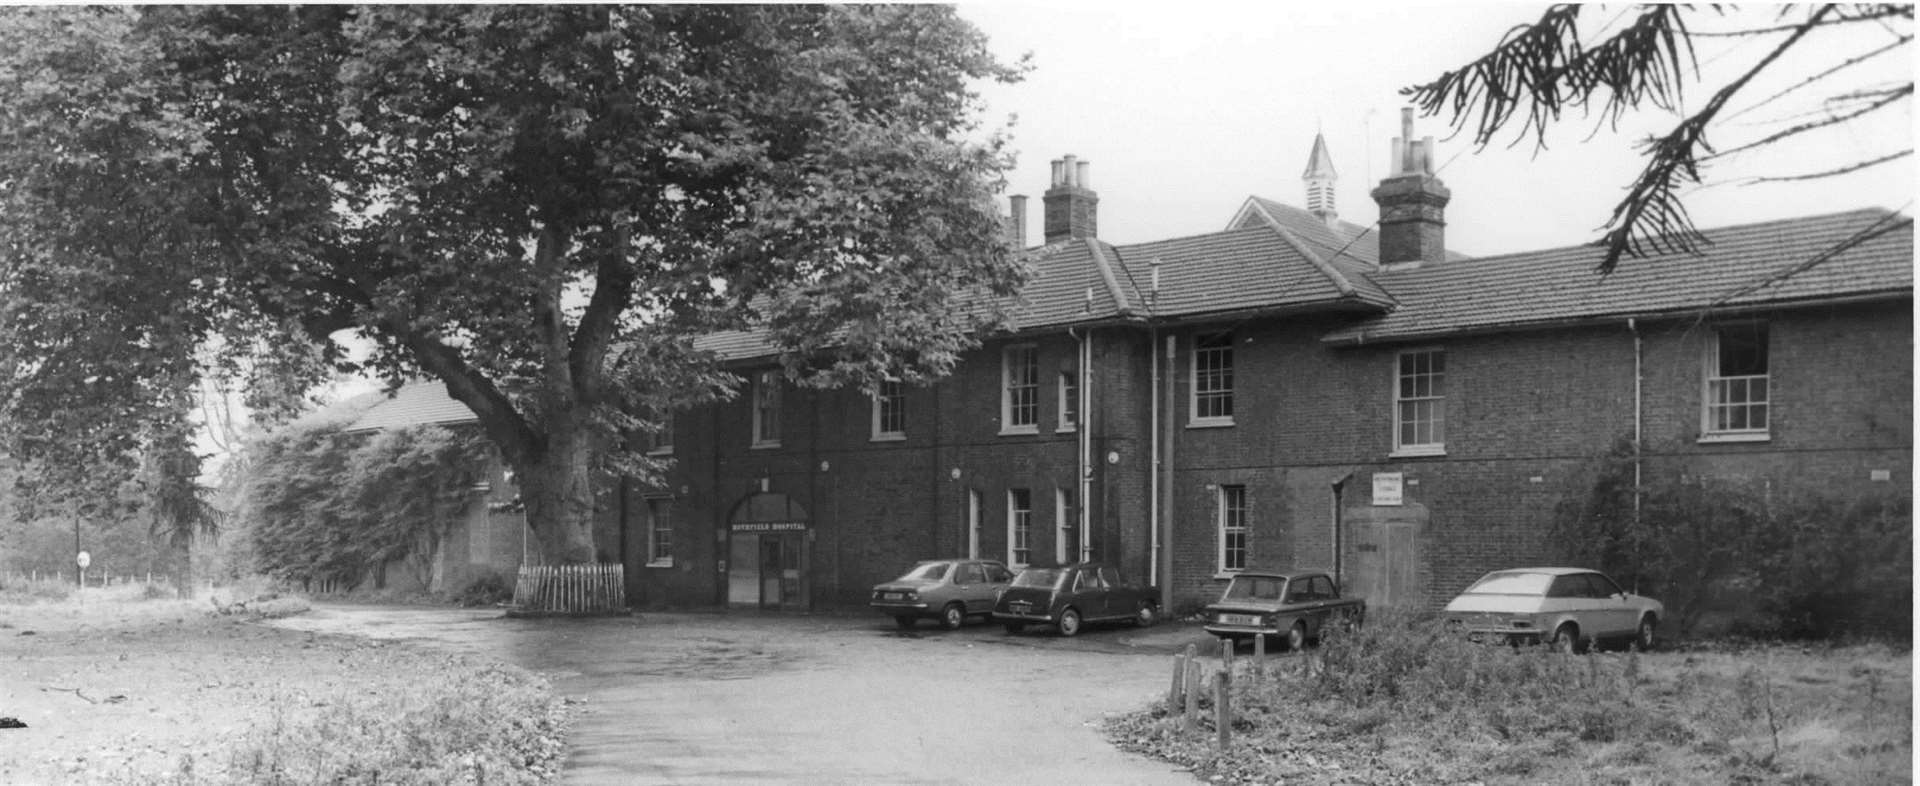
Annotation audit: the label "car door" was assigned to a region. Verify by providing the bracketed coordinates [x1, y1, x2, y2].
[1074, 568, 1110, 619]
[1301, 575, 1336, 635]
[950, 562, 980, 613]
[1582, 572, 1637, 638]
[1544, 574, 1588, 633]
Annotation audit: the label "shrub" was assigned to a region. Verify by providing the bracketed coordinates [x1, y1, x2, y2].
[451, 573, 513, 607]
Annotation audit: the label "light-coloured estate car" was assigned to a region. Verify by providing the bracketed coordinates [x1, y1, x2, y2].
[1442, 567, 1663, 653]
[870, 559, 1015, 630]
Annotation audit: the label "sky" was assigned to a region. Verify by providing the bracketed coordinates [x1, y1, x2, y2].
[957, 2, 1915, 258]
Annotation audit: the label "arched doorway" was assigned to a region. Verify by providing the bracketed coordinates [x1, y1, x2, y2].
[727, 492, 810, 610]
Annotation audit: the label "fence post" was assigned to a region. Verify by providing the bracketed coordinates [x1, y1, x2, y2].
[1183, 658, 1200, 733]
[1253, 633, 1266, 682]
[1214, 671, 1231, 749]
[1167, 650, 1187, 716]
[1221, 636, 1235, 678]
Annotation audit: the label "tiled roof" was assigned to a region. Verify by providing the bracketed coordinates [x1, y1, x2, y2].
[344, 380, 479, 431]
[1107, 225, 1392, 319]
[1323, 208, 1913, 344]
[1236, 196, 1382, 268]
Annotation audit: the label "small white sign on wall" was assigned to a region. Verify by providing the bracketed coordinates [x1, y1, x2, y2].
[1372, 472, 1404, 506]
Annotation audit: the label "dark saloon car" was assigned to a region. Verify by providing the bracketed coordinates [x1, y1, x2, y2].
[870, 559, 1015, 630]
[991, 562, 1159, 636]
[1201, 569, 1365, 651]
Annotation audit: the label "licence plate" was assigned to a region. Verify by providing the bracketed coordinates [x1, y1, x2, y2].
[1220, 614, 1261, 626]
[884, 592, 904, 601]
[1010, 602, 1032, 614]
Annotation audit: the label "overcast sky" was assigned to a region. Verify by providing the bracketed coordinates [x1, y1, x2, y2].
[959, 2, 1915, 258]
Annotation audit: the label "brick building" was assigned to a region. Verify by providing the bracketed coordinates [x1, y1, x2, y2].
[369, 112, 1909, 614]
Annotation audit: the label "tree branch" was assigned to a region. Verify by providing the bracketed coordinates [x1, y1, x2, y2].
[1745, 148, 1912, 182]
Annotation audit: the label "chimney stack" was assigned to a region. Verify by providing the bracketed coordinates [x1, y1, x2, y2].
[1369, 108, 1450, 267]
[1007, 194, 1028, 248]
[1042, 154, 1097, 243]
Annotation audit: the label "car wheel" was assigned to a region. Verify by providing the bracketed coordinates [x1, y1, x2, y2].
[893, 615, 916, 630]
[1634, 615, 1657, 651]
[1002, 621, 1025, 634]
[1133, 601, 1158, 628]
[940, 603, 965, 631]
[1552, 624, 1583, 654]
[1285, 622, 1307, 652]
[1057, 608, 1083, 637]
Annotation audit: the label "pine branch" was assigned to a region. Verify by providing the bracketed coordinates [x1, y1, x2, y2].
[1723, 34, 1911, 124]
[1745, 148, 1912, 182]
[1711, 83, 1912, 158]
[1593, 5, 1839, 273]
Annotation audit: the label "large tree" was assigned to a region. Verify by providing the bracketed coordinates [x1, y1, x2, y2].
[0, 6, 1026, 563]
[1407, 4, 1911, 272]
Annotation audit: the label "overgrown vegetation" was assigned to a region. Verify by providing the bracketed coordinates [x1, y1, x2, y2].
[1110, 610, 1911, 785]
[240, 419, 485, 591]
[194, 661, 567, 786]
[1554, 438, 1911, 640]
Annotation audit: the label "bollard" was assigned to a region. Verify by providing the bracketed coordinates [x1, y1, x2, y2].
[1214, 671, 1231, 748]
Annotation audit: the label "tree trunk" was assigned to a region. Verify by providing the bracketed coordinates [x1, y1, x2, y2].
[516, 431, 599, 565]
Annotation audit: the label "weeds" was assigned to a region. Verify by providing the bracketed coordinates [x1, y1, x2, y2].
[1109, 610, 1911, 785]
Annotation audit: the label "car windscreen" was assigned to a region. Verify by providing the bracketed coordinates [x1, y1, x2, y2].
[1011, 568, 1066, 588]
[1222, 576, 1285, 601]
[1462, 571, 1552, 595]
[899, 562, 949, 582]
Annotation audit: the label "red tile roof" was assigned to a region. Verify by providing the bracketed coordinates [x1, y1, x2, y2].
[1323, 208, 1913, 344]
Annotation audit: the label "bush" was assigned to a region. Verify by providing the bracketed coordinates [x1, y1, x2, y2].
[451, 573, 513, 607]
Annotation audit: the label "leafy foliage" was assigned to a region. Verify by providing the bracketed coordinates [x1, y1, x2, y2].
[1553, 438, 1911, 639]
[240, 419, 485, 589]
[1406, 4, 1913, 272]
[0, 6, 1028, 564]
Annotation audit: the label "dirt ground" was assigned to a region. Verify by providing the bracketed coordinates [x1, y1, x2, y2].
[0, 591, 507, 786]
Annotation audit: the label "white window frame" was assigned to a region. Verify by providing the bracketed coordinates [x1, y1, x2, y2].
[871, 379, 906, 442]
[967, 489, 982, 559]
[751, 370, 782, 448]
[1189, 331, 1234, 427]
[1392, 348, 1446, 457]
[1001, 344, 1040, 435]
[646, 410, 674, 456]
[1057, 369, 1079, 433]
[644, 496, 674, 568]
[1702, 323, 1770, 442]
[1054, 488, 1076, 565]
[1217, 485, 1248, 575]
[1007, 489, 1032, 568]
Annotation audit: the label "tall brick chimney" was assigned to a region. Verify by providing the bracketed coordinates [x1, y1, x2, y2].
[1042, 155, 1096, 243]
[1369, 108, 1450, 267]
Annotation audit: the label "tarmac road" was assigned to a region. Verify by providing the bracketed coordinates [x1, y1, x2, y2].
[271, 605, 1217, 785]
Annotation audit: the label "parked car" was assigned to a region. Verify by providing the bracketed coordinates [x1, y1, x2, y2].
[870, 559, 1015, 630]
[1201, 569, 1365, 651]
[991, 562, 1158, 636]
[1442, 567, 1663, 653]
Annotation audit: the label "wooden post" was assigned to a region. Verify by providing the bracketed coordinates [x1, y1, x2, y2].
[1167, 651, 1187, 716]
[1214, 671, 1231, 748]
[1252, 633, 1266, 682]
[1221, 636, 1235, 679]
[1175, 657, 1190, 730]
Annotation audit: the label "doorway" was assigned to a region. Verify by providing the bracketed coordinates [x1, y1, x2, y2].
[726, 492, 810, 610]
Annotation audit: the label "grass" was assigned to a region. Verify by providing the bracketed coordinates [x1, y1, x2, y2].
[201, 661, 568, 786]
[2, 577, 570, 785]
[1108, 610, 1911, 785]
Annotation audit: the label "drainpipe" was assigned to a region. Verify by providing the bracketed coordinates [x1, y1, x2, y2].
[1331, 472, 1353, 589]
[1628, 317, 1643, 594]
[1080, 329, 1093, 563]
[1149, 325, 1160, 587]
[1159, 332, 1178, 614]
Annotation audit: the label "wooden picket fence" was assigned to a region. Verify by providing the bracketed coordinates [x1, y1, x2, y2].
[509, 563, 627, 616]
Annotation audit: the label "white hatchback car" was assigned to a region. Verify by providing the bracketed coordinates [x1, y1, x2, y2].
[1442, 567, 1662, 653]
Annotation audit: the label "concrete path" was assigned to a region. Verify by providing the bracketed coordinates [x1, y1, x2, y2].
[272, 605, 1218, 784]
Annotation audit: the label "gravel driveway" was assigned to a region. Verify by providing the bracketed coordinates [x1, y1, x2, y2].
[272, 605, 1214, 785]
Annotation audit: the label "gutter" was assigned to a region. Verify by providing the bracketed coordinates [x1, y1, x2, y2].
[1320, 291, 1913, 348]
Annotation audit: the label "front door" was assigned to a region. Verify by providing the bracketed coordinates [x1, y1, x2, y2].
[1346, 503, 1425, 609]
[758, 534, 802, 609]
